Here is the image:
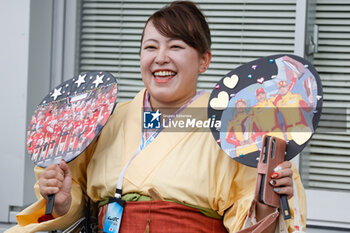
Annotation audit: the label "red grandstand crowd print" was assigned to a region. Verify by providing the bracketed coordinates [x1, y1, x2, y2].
[27, 71, 118, 167]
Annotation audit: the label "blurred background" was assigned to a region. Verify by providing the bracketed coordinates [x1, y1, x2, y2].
[1, 0, 349, 232]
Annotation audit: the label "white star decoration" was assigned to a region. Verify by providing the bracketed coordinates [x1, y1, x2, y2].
[93, 75, 104, 88]
[75, 74, 86, 87]
[151, 110, 161, 122]
[51, 87, 62, 100]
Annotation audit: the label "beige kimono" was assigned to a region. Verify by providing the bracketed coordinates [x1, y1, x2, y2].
[6, 89, 306, 233]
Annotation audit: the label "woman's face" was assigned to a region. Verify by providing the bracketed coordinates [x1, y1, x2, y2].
[140, 22, 211, 108]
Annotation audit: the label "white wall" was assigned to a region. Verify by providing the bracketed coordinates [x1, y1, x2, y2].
[0, 0, 53, 222]
[0, 0, 31, 222]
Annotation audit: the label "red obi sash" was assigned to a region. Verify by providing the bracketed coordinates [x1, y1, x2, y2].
[99, 200, 228, 233]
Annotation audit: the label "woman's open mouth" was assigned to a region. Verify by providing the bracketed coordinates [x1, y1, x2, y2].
[153, 70, 177, 83]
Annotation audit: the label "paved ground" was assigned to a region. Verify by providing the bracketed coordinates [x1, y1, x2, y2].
[307, 227, 350, 233]
[1, 223, 349, 233]
[0, 224, 14, 233]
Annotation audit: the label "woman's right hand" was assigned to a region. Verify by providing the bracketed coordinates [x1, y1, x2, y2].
[39, 159, 72, 217]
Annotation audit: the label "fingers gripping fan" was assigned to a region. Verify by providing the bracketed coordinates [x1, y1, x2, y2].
[26, 71, 118, 218]
[209, 54, 323, 167]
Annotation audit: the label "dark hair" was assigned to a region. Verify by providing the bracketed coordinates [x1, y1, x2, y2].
[141, 1, 211, 55]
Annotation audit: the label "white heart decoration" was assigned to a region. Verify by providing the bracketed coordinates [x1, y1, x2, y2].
[257, 77, 265, 84]
[290, 126, 312, 145]
[223, 74, 239, 89]
[210, 91, 229, 110]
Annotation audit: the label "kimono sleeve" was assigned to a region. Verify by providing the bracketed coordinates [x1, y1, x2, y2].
[220, 162, 256, 233]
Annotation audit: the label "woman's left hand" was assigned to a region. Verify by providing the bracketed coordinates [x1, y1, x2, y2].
[269, 161, 294, 199]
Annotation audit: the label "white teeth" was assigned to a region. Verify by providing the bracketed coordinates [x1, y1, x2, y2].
[153, 71, 176, 77]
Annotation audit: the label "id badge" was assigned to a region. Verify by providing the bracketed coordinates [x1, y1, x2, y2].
[103, 198, 126, 233]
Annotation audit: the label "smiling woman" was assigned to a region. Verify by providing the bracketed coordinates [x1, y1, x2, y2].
[6, 1, 305, 233]
[140, 21, 212, 111]
[139, 1, 212, 111]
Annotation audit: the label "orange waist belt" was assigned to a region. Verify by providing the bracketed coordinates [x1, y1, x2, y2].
[99, 200, 228, 233]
